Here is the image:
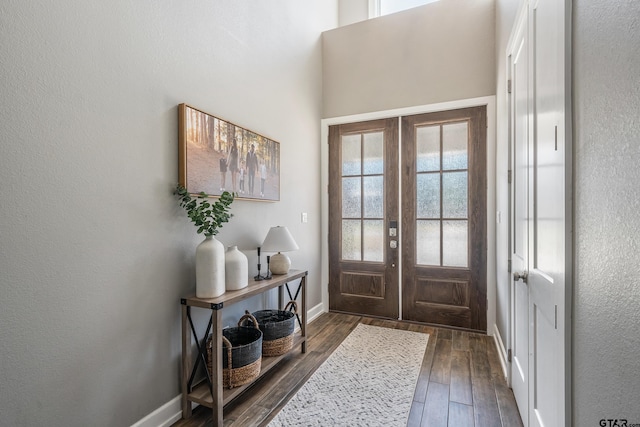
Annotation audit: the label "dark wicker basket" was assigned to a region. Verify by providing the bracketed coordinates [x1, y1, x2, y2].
[247, 301, 297, 357]
[207, 313, 262, 389]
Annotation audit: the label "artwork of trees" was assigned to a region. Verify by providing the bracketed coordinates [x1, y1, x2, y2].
[179, 104, 280, 201]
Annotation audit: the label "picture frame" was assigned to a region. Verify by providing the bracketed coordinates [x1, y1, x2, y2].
[178, 103, 280, 201]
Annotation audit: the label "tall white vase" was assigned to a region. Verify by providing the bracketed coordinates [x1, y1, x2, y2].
[225, 246, 248, 291]
[195, 235, 225, 298]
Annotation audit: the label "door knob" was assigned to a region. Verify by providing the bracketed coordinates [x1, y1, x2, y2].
[513, 271, 528, 283]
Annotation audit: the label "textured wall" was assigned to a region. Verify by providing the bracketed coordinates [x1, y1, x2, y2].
[0, 1, 336, 425]
[323, 0, 496, 118]
[573, 0, 640, 424]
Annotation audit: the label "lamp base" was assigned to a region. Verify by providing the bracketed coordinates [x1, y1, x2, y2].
[270, 252, 291, 275]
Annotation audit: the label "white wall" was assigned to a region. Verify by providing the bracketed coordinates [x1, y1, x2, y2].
[0, 1, 337, 426]
[323, 0, 496, 118]
[573, 0, 640, 424]
[338, 0, 369, 26]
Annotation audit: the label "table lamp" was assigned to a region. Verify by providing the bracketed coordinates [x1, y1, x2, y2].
[261, 226, 299, 274]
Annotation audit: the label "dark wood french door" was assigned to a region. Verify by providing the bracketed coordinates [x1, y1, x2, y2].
[402, 107, 487, 332]
[328, 107, 487, 331]
[328, 118, 399, 319]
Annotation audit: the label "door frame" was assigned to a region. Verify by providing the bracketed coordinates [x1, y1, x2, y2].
[320, 95, 496, 329]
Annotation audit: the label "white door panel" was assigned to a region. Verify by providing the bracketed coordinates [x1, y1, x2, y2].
[529, 0, 565, 426]
[508, 1, 568, 426]
[531, 304, 558, 427]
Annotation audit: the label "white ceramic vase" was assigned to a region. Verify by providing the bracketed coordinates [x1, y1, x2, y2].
[225, 246, 248, 291]
[195, 235, 226, 298]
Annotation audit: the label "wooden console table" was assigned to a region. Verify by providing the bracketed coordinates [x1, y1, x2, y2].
[180, 269, 308, 425]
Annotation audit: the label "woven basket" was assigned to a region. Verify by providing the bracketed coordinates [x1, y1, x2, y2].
[207, 313, 262, 389]
[248, 301, 297, 357]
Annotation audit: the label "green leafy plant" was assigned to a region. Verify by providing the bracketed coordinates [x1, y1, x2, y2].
[175, 184, 235, 236]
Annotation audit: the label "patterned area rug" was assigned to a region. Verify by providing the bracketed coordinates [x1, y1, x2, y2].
[268, 323, 429, 427]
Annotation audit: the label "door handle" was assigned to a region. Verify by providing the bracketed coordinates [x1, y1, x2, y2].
[513, 271, 528, 283]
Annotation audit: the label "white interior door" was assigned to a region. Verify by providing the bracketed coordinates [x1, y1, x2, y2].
[509, 12, 529, 424]
[527, 0, 567, 426]
[509, 1, 568, 426]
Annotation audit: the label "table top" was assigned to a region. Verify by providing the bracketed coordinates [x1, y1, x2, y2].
[181, 269, 308, 309]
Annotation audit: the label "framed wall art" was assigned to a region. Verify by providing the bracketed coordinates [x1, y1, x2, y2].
[178, 103, 280, 201]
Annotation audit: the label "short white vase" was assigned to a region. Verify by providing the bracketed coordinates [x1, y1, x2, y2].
[225, 246, 248, 291]
[195, 235, 225, 298]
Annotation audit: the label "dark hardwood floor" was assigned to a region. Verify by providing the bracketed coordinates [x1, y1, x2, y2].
[172, 312, 523, 427]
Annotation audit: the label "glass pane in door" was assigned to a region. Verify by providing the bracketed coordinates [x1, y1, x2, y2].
[442, 171, 468, 218]
[342, 134, 361, 175]
[415, 121, 470, 268]
[342, 220, 361, 261]
[363, 175, 383, 218]
[417, 173, 440, 218]
[443, 122, 468, 170]
[363, 220, 384, 262]
[363, 132, 384, 174]
[341, 132, 385, 263]
[417, 220, 440, 265]
[342, 177, 361, 218]
[443, 220, 468, 267]
[417, 125, 440, 172]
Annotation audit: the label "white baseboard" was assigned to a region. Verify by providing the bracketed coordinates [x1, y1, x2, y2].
[131, 302, 326, 427]
[492, 324, 509, 380]
[130, 395, 184, 427]
[291, 302, 324, 333]
[306, 302, 325, 324]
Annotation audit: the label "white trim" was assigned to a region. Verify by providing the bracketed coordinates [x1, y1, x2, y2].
[320, 122, 330, 317]
[506, 1, 529, 55]
[563, 3, 573, 427]
[485, 98, 497, 337]
[321, 95, 497, 331]
[129, 395, 184, 427]
[493, 323, 509, 381]
[368, 0, 380, 19]
[306, 302, 326, 324]
[322, 96, 495, 126]
[293, 302, 325, 333]
[133, 305, 326, 427]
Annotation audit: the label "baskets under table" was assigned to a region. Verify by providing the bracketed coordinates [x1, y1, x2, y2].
[247, 301, 297, 357]
[207, 313, 263, 389]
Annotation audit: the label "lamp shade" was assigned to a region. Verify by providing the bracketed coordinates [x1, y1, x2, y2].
[261, 226, 299, 275]
[261, 226, 299, 253]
